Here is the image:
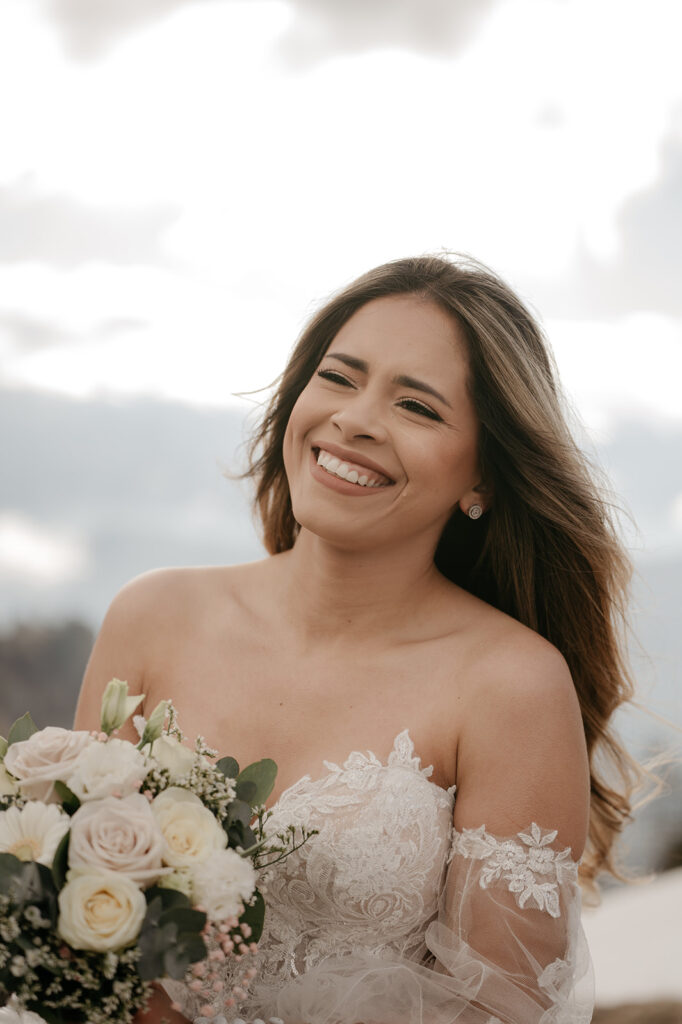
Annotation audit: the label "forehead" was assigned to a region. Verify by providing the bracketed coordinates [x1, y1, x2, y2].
[327, 294, 470, 381]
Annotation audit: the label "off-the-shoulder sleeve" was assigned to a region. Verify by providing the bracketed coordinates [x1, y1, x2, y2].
[270, 823, 594, 1024]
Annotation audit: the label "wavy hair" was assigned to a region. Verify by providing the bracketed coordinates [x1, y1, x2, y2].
[244, 254, 643, 888]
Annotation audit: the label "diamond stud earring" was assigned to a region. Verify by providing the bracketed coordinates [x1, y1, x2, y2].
[467, 504, 483, 520]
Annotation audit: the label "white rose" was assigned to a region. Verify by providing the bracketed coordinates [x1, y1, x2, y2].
[57, 866, 146, 952]
[144, 734, 198, 782]
[151, 787, 227, 867]
[3, 727, 95, 803]
[66, 739, 147, 802]
[191, 848, 257, 922]
[68, 793, 167, 886]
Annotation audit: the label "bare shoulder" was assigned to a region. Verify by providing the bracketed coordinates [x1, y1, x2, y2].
[451, 596, 590, 855]
[73, 561, 266, 735]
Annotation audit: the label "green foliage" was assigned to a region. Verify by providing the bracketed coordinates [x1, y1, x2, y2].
[0, 855, 58, 926]
[235, 758, 277, 807]
[215, 755, 239, 779]
[137, 893, 207, 981]
[54, 780, 81, 815]
[51, 831, 70, 890]
[8, 712, 38, 746]
[239, 887, 265, 943]
[0, 735, 7, 759]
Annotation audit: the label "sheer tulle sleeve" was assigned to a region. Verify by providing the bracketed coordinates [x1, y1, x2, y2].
[271, 822, 593, 1024]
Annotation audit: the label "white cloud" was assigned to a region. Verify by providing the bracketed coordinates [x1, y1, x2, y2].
[547, 312, 682, 434]
[0, 513, 88, 584]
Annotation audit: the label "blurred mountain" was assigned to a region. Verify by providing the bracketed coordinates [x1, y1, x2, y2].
[0, 619, 93, 733]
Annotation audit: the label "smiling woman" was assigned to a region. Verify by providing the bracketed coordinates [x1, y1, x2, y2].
[75, 254, 642, 1023]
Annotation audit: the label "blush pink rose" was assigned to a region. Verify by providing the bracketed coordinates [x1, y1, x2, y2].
[68, 794, 167, 887]
[3, 727, 95, 802]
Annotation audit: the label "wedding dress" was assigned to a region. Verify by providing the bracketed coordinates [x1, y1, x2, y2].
[163, 729, 594, 1024]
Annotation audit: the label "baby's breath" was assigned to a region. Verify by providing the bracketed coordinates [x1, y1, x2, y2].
[177, 761, 236, 821]
[0, 904, 151, 1023]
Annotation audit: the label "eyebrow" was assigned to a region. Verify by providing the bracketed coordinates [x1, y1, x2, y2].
[324, 352, 453, 409]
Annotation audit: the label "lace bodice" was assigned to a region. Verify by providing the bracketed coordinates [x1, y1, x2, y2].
[164, 730, 593, 1024]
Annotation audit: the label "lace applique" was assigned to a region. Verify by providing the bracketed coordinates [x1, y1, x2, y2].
[452, 822, 578, 918]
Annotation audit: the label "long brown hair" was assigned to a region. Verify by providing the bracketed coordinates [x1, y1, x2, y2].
[245, 253, 642, 887]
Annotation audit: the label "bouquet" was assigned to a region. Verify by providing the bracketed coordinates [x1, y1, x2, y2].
[0, 681, 316, 1023]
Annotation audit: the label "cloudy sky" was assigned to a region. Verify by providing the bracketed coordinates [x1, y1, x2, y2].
[1, 0, 681, 729]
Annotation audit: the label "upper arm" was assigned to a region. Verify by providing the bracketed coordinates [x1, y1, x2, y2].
[74, 569, 177, 742]
[454, 636, 590, 858]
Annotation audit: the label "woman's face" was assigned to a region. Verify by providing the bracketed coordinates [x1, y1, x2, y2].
[282, 294, 485, 554]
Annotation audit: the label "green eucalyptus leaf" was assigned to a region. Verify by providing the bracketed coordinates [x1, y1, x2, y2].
[51, 830, 70, 890]
[0, 851, 24, 891]
[7, 713, 38, 746]
[159, 906, 206, 934]
[227, 799, 253, 827]
[239, 888, 265, 943]
[0, 736, 8, 759]
[144, 885, 190, 912]
[215, 756, 239, 779]
[163, 947, 191, 980]
[175, 931, 207, 963]
[54, 781, 80, 815]
[236, 759, 277, 807]
[138, 920, 178, 978]
[235, 778, 257, 804]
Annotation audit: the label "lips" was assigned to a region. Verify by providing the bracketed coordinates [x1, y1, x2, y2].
[310, 440, 395, 484]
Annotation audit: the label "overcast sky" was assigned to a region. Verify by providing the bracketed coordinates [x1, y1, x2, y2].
[1, 0, 681, 641]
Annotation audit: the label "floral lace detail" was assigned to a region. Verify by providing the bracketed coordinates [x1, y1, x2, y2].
[452, 822, 578, 918]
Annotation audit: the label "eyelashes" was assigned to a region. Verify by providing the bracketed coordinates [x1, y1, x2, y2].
[315, 368, 442, 422]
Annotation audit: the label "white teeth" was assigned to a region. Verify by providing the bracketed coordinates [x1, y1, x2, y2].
[315, 448, 388, 488]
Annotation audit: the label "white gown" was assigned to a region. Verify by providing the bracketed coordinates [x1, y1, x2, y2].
[164, 730, 594, 1023]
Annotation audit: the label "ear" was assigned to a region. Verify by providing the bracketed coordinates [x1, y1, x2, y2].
[459, 480, 493, 517]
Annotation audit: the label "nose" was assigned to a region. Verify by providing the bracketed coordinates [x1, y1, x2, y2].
[329, 388, 389, 443]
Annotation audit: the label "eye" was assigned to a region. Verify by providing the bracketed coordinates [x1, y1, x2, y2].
[398, 398, 442, 421]
[316, 368, 354, 387]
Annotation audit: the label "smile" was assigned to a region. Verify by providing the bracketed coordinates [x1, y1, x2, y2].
[314, 448, 393, 488]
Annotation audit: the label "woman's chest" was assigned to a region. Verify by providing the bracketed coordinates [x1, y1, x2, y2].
[143, 619, 462, 801]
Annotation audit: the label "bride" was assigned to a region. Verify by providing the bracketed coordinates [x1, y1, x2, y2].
[74, 255, 637, 1023]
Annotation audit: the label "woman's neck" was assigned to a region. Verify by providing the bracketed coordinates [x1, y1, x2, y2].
[272, 528, 447, 647]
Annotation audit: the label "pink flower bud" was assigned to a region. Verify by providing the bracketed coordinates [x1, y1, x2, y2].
[233, 987, 246, 1000]
[192, 962, 206, 977]
[189, 980, 203, 992]
[239, 923, 252, 937]
[97, 732, 108, 742]
[212, 980, 224, 992]
[198, 1005, 215, 1017]
[249, 942, 259, 953]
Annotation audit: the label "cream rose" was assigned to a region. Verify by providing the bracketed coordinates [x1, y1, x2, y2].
[57, 866, 147, 952]
[66, 739, 147, 803]
[3, 727, 94, 803]
[191, 848, 257, 922]
[68, 793, 166, 886]
[151, 787, 227, 867]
